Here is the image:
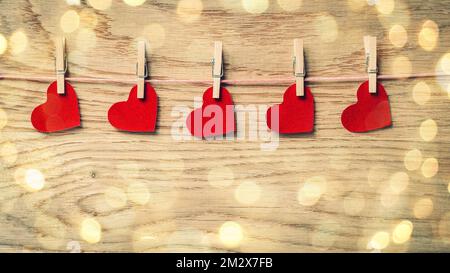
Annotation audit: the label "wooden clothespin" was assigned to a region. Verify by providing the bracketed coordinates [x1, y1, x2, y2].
[212, 41, 223, 99]
[55, 37, 66, 95]
[293, 39, 305, 97]
[137, 40, 147, 99]
[364, 36, 377, 94]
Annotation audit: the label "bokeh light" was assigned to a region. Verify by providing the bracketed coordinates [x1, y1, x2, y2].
[392, 220, 413, 244]
[0, 108, 8, 129]
[277, 0, 302, 11]
[24, 169, 45, 191]
[368, 231, 390, 250]
[391, 56, 412, 77]
[0, 34, 7, 55]
[413, 198, 433, 219]
[9, 30, 28, 55]
[207, 166, 234, 188]
[80, 218, 102, 244]
[104, 186, 127, 208]
[140, 23, 166, 50]
[314, 14, 339, 43]
[88, 0, 112, 10]
[66, 0, 80, 5]
[440, 53, 450, 74]
[418, 20, 439, 51]
[242, 0, 269, 14]
[419, 119, 437, 141]
[375, 0, 395, 15]
[412, 81, 431, 105]
[127, 181, 150, 205]
[219, 221, 243, 248]
[403, 149, 423, 171]
[234, 181, 261, 205]
[380, 188, 399, 208]
[298, 176, 327, 206]
[1, 142, 18, 164]
[123, 0, 146, 7]
[389, 25, 407, 48]
[177, 0, 203, 23]
[60, 10, 80, 33]
[421, 157, 438, 178]
[389, 172, 409, 193]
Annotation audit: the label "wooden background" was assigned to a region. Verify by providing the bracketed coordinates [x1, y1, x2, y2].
[0, 0, 449, 252]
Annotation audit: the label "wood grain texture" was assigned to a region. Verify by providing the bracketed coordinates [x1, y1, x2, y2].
[0, 0, 449, 252]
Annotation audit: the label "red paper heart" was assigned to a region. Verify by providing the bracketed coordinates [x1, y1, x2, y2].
[266, 84, 314, 134]
[31, 81, 80, 133]
[108, 83, 158, 132]
[186, 87, 235, 138]
[341, 81, 392, 132]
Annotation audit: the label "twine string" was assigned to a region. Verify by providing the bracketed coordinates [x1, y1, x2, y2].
[0, 72, 448, 85]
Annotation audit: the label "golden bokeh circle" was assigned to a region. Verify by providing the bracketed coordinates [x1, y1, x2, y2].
[389, 25, 407, 48]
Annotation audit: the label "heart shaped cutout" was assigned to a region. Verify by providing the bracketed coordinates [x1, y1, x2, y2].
[266, 84, 314, 134]
[31, 81, 80, 133]
[108, 83, 158, 132]
[186, 87, 235, 138]
[341, 81, 392, 132]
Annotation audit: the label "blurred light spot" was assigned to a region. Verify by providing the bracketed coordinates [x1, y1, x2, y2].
[208, 166, 234, 188]
[0, 34, 7, 55]
[392, 220, 413, 244]
[298, 176, 327, 206]
[277, 0, 302, 11]
[66, 0, 81, 5]
[418, 20, 439, 51]
[124, 0, 146, 6]
[389, 172, 409, 193]
[413, 198, 433, 219]
[79, 9, 98, 28]
[376, 0, 394, 15]
[127, 181, 150, 205]
[234, 181, 261, 205]
[104, 186, 127, 208]
[141, 23, 166, 50]
[421, 157, 438, 178]
[438, 212, 450, 244]
[132, 226, 160, 251]
[219, 221, 243, 248]
[380, 188, 398, 208]
[177, 0, 203, 23]
[0, 108, 7, 129]
[368, 231, 390, 250]
[25, 169, 45, 191]
[76, 28, 97, 51]
[9, 30, 28, 55]
[348, 0, 366, 11]
[80, 218, 101, 244]
[1, 142, 18, 164]
[314, 14, 338, 43]
[88, 0, 112, 10]
[242, 0, 269, 14]
[389, 25, 407, 48]
[404, 149, 423, 171]
[448, 182, 450, 193]
[420, 119, 437, 141]
[391, 56, 412, 77]
[412, 81, 431, 105]
[343, 192, 365, 215]
[440, 53, 450, 75]
[60, 10, 80, 33]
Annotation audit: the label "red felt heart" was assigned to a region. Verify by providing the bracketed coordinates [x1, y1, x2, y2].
[108, 83, 158, 132]
[266, 84, 314, 134]
[186, 87, 235, 138]
[31, 81, 80, 133]
[341, 81, 392, 132]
